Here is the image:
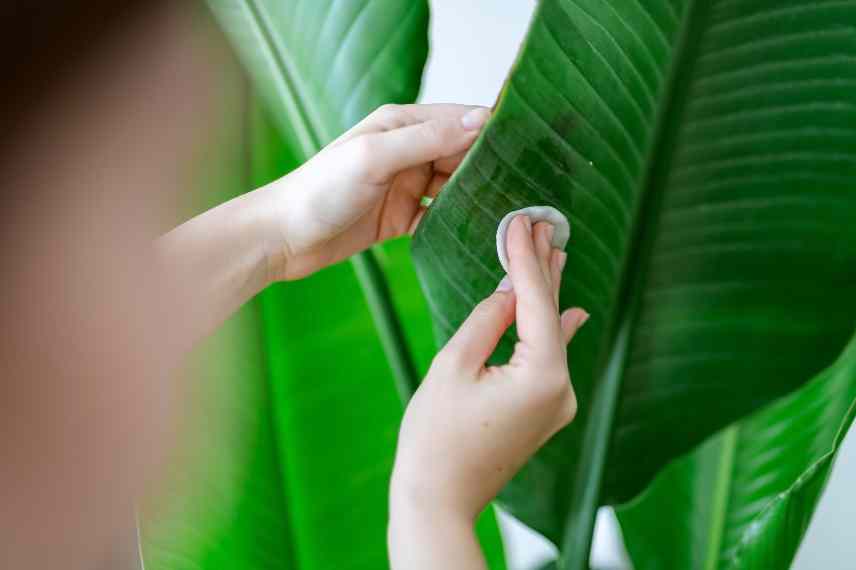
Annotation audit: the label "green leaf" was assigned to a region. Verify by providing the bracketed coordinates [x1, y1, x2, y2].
[251, 107, 507, 570]
[145, 3, 507, 569]
[411, 0, 856, 565]
[207, 0, 431, 396]
[617, 329, 856, 570]
[141, 298, 299, 570]
[142, 101, 447, 570]
[207, 0, 429, 153]
[249, 104, 407, 570]
[141, 50, 300, 570]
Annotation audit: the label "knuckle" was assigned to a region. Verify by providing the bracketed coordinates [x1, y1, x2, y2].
[372, 103, 400, 122]
[529, 368, 572, 407]
[352, 135, 375, 158]
[419, 120, 445, 152]
[556, 391, 578, 427]
[350, 136, 379, 173]
[472, 296, 499, 318]
[431, 346, 462, 372]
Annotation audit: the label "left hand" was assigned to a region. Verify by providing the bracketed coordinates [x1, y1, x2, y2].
[258, 103, 491, 280]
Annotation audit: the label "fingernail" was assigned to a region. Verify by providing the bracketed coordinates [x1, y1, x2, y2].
[496, 275, 513, 292]
[461, 108, 490, 131]
[578, 311, 590, 327]
[557, 251, 567, 272]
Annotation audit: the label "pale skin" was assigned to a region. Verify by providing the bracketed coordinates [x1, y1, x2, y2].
[390, 215, 588, 569]
[158, 103, 497, 344]
[161, 103, 589, 568]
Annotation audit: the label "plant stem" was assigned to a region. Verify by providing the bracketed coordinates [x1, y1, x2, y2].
[351, 249, 421, 403]
[559, 321, 629, 570]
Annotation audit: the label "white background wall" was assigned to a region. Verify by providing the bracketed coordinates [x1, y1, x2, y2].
[418, 1, 856, 568]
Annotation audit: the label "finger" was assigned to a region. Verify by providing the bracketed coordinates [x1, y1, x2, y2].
[550, 249, 564, 308]
[407, 174, 449, 234]
[505, 216, 561, 347]
[357, 109, 491, 182]
[425, 172, 449, 199]
[434, 150, 467, 175]
[441, 279, 516, 372]
[560, 308, 590, 345]
[367, 103, 487, 131]
[533, 222, 553, 281]
[334, 103, 488, 145]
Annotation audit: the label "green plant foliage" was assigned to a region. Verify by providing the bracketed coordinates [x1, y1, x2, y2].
[208, 0, 429, 152]
[207, 0, 433, 395]
[145, 103, 434, 570]
[142, 56, 298, 569]
[249, 105, 420, 570]
[411, 0, 856, 566]
[254, 101, 507, 570]
[617, 330, 856, 570]
[144, 2, 507, 569]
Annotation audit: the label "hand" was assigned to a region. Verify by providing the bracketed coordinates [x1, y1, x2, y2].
[261, 103, 491, 280]
[388, 215, 589, 569]
[157, 103, 488, 344]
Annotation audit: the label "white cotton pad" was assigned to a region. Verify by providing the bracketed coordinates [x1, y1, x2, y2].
[496, 205, 570, 274]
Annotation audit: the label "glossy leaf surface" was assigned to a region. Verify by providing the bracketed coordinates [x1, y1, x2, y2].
[411, 0, 856, 562]
[617, 330, 856, 570]
[207, 0, 429, 155]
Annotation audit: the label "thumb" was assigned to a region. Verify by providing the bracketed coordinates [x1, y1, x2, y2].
[441, 277, 516, 372]
[358, 108, 491, 181]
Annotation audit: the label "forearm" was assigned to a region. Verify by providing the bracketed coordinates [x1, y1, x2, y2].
[388, 489, 487, 570]
[156, 185, 280, 345]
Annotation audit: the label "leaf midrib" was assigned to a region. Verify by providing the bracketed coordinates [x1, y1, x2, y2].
[560, 1, 718, 567]
[244, 0, 327, 154]
[704, 426, 739, 570]
[235, 0, 421, 399]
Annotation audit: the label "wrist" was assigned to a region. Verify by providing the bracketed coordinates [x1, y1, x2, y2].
[240, 178, 297, 284]
[388, 477, 486, 570]
[389, 486, 475, 547]
[390, 466, 477, 527]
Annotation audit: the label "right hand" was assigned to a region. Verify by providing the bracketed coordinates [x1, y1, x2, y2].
[390, 214, 589, 522]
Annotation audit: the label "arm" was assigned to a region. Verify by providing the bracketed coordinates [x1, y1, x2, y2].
[157, 103, 491, 344]
[156, 186, 279, 343]
[389, 215, 589, 569]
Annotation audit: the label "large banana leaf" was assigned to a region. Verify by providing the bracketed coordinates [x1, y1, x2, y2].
[617, 329, 856, 570]
[252, 101, 506, 570]
[141, 99, 444, 570]
[145, 2, 506, 568]
[208, 0, 429, 152]
[144, 105, 428, 569]
[411, 0, 856, 566]
[207, 0, 432, 395]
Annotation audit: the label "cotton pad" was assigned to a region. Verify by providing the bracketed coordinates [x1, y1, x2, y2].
[496, 206, 570, 274]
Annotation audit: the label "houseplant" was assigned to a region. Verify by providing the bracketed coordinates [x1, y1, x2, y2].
[144, 1, 856, 568]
